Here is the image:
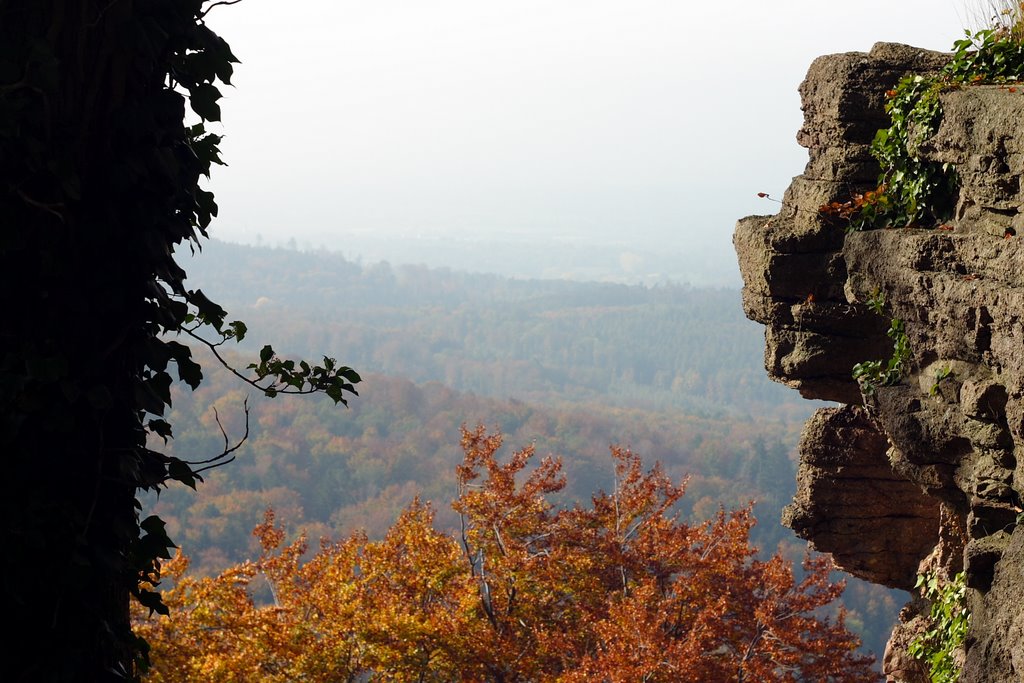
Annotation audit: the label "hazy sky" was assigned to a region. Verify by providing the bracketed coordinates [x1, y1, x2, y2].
[201, 1, 970, 275]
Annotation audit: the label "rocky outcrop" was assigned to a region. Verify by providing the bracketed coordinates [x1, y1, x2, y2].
[781, 405, 941, 591]
[735, 43, 1024, 682]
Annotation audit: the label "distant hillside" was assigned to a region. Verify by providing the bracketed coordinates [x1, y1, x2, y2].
[178, 240, 807, 419]
[250, 230, 742, 288]
[154, 240, 898, 660]
[154, 361, 798, 566]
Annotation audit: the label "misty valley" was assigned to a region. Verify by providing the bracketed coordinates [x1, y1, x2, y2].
[141, 239, 903, 668]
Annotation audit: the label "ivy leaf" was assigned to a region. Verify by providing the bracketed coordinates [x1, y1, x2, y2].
[228, 320, 247, 341]
[167, 458, 199, 490]
[166, 341, 203, 389]
[146, 419, 173, 442]
[260, 345, 274, 364]
[189, 82, 222, 122]
[136, 588, 170, 617]
[136, 372, 173, 415]
[188, 289, 227, 328]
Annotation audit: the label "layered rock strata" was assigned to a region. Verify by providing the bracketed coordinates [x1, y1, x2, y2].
[735, 43, 1024, 682]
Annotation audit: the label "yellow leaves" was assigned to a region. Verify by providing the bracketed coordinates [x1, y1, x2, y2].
[252, 508, 285, 552]
[137, 426, 876, 682]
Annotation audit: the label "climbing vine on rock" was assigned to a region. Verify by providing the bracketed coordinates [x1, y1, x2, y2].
[908, 571, 969, 683]
[862, 74, 955, 230]
[851, 291, 912, 394]
[821, 14, 1024, 231]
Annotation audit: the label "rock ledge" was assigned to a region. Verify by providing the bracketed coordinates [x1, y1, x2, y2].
[735, 42, 1024, 683]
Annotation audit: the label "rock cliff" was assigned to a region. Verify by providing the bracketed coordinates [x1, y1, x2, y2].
[735, 43, 1024, 682]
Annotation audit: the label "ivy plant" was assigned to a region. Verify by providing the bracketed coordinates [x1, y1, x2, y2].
[861, 74, 956, 230]
[0, 1, 360, 678]
[822, 19, 1024, 231]
[908, 571, 969, 683]
[851, 290, 912, 394]
[852, 317, 912, 394]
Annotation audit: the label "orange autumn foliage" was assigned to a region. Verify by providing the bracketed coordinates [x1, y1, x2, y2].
[134, 426, 876, 682]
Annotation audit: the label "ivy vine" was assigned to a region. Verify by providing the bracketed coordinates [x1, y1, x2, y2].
[908, 571, 970, 683]
[0, 1, 359, 678]
[851, 290, 912, 394]
[821, 22, 1024, 231]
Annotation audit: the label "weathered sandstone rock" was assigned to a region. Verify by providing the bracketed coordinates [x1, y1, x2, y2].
[735, 42, 1024, 682]
[782, 405, 940, 591]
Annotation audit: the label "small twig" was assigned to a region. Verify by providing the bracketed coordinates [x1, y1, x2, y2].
[182, 327, 320, 397]
[492, 524, 508, 557]
[201, 0, 245, 18]
[84, 0, 126, 28]
[182, 398, 250, 472]
[459, 510, 478, 577]
[16, 188, 66, 222]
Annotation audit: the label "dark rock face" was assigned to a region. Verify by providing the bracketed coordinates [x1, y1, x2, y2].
[963, 529, 1024, 680]
[735, 42, 1024, 682]
[782, 405, 940, 591]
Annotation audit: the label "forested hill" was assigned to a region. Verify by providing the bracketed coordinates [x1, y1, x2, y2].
[155, 240, 899, 658]
[179, 240, 807, 419]
[162, 237, 823, 553]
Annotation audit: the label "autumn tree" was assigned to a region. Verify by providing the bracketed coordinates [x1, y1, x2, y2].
[135, 427, 875, 682]
[0, 2, 357, 679]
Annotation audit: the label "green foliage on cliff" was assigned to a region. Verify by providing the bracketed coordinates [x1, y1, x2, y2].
[909, 571, 969, 683]
[828, 13, 1024, 231]
[851, 291, 912, 393]
[862, 74, 955, 230]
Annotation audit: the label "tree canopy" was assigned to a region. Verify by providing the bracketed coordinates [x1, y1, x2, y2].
[135, 427, 875, 682]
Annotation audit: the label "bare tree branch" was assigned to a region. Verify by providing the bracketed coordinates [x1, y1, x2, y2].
[201, 0, 244, 18]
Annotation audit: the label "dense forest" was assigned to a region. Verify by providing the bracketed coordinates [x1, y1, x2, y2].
[181, 240, 808, 418]
[155, 362, 800, 571]
[145, 240, 902, 662]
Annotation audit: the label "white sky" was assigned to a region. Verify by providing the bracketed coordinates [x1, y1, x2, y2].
[201, 0, 970, 272]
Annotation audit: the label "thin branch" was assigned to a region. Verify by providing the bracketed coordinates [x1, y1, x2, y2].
[0, 77, 30, 95]
[457, 488, 479, 578]
[479, 558, 499, 631]
[201, 0, 244, 18]
[737, 624, 766, 683]
[492, 524, 508, 557]
[84, 0, 126, 28]
[613, 469, 629, 594]
[16, 188, 66, 222]
[183, 327, 320, 396]
[622, 516, 646, 542]
[260, 568, 281, 608]
[699, 533, 726, 562]
[182, 398, 250, 472]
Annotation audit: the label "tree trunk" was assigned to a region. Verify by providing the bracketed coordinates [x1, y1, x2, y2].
[1, 1, 196, 678]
